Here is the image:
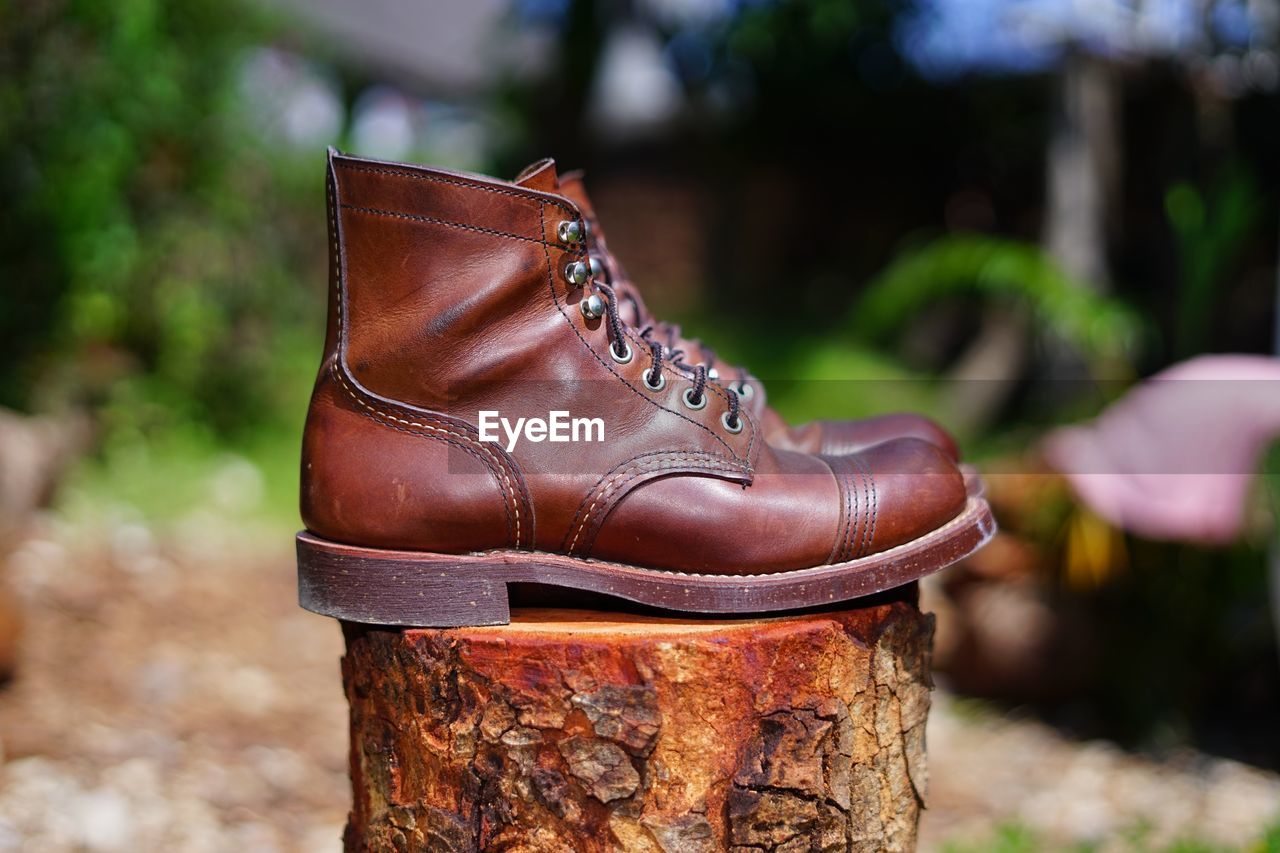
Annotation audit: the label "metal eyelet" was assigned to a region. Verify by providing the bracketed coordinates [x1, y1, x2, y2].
[557, 220, 584, 244]
[707, 366, 719, 380]
[588, 255, 608, 282]
[610, 340, 633, 364]
[644, 370, 666, 391]
[737, 381, 754, 399]
[564, 260, 590, 286]
[721, 411, 743, 434]
[682, 387, 707, 410]
[580, 293, 605, 320]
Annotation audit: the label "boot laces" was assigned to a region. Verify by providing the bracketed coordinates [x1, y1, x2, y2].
[602, 254, 752, 399]
[591, 279, 741, 431]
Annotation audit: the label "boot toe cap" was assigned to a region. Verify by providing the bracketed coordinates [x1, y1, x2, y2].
[839, 437, 968, 559]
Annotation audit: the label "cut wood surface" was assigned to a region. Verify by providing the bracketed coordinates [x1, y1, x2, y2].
[341, 599, 934, 852]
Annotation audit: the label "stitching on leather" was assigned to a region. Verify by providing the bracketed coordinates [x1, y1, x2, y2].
[836, 456, 855, 562]
[848, 454, 864, 558]
[537, 202, 748, 467]
[570, 449, 728, 528]
[439, 496, 985, 578]
[576, 459, 730, 556]
[825, 458, 848, 565]
[834, 457, 860, 564]
[336, 161, 578, 219]
[341, 204, 549, 246]
[619, 324, 756, 475]
[563, 449, 736, 553]
[344, 389, 518, 543]
[564, 451, 699, 552]
[853, 456, 871, 560]
[844, 455, 855, 560]
[848, 454, 869, 558]
[571, 459, 696, 553]
[332, 179, 525, 546]
[847, 458, 861, 562]
[565, 451, 728, 553]
[863, 456, 878, 559]
[331, 365, 523, 547]
[862, 455, 879, 557]
[330, 174, 527, 548]
[330, 171, 341, 343]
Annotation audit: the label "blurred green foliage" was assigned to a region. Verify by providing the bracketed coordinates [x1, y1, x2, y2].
[1166, 166, 1261, 358]
[943, 822, 1041, 853]
[0, 0, 323, 439]
[853, 235, 1144, 376]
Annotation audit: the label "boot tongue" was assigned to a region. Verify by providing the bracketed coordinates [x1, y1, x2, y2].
[513, 158, 559, 192]
[556, 171, 597, 221]
[614, 282, 648, 328]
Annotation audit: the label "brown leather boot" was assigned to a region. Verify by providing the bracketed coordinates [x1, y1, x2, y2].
[296, 150, 995, 627]
[555, 171, 970, 466]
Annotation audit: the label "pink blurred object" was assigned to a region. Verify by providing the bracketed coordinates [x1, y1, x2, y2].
[1042, 355, 1280, 544]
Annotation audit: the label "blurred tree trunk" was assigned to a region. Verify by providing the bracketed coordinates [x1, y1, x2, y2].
[944, 305, 1030, 434]
[0, 408, 88, 682]
[1045, 51, 1119, 291]
[944, 53, 1121, 429]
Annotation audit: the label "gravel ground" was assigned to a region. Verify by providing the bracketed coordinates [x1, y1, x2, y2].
[920, 695, 1280, 850]
[1, 515, 1277, 851]
[0, 516, 348, 852]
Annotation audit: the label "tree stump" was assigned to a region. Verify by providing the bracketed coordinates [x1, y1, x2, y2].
[341, 598, 934, 852]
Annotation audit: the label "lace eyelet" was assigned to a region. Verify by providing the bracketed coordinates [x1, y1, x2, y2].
[581, 294, 606, 320]
[738, 381, 754, 399]
[643, 370, 666, 392]
[707, 366, 719, 381]
[610, 340, 633, 364]
[564, 260, 590, 287]
[557, 220, 584, 244]
[588, 255, 608, 282]
[721, 411, 743, 434]
[682, 387, 707, 410]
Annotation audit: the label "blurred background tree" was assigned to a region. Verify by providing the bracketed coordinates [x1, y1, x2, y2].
[0, 0, 323, 437]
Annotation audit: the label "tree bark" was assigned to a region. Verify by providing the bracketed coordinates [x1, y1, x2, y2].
[341, 598, 934, 852]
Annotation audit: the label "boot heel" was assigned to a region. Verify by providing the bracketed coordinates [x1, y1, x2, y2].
[297, 533, 511, 627]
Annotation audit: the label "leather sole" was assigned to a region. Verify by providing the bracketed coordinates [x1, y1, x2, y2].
[297, 497, 995, 627]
